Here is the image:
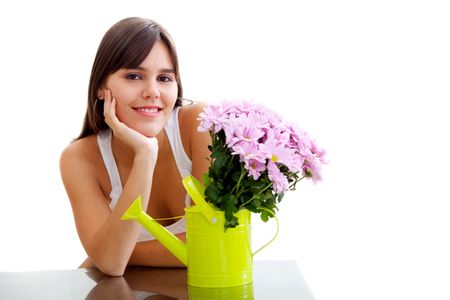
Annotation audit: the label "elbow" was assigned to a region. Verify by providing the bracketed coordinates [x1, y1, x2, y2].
[104, 269, 125, 277]
[85, 241, 131, 277]
[89, 255, 127, 277]
[97, 262, 126, 277]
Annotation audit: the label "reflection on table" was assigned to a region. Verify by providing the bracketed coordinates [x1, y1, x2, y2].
[0, 260, 315, 300]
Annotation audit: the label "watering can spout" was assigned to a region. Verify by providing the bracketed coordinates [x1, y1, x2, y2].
[121, 195, 188, 266]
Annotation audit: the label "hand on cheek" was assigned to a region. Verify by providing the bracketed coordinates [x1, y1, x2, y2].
[103, 90, 120, 129]
[102, 89, 159, 159]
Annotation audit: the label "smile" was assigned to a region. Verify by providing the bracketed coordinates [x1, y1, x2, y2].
[133, 106, 163, 117]
[135, 107, 160, 113]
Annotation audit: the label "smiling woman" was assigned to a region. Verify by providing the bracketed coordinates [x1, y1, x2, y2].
[77, 17, 184, 138]
[59, 17, 211, 276]
[101, 41, 178, 137]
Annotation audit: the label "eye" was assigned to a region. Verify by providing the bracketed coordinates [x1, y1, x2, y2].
[158, 75, 174, 82]
[125, 73, 143, 80]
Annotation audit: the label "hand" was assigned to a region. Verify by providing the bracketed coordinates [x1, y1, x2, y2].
[103, 89, 158, 159]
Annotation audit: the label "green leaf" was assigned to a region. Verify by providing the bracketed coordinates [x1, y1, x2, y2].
[204, 183, 221, 204]
[260, 210, 270, 222]
[252, 198, 261, 208]
[202, 173, 211, 186]
[231, 171, 242, 182]
[213, 152, 229, 170]
[222, 195, 239, 228]
[224, 216, 239, 230]
[249, 179, 266, 189]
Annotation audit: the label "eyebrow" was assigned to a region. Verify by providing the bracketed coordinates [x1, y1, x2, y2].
[129, 66, 175, 74]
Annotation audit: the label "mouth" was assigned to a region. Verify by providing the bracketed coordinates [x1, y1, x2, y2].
[133, 106, 163, 116]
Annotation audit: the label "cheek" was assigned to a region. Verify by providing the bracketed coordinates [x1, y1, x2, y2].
[110, 87, 131, 102]
[112, 94, 132, 121]
[165, 85, 179, 104]
[110, 87, 133, 106]
[115, 104, 127, 122]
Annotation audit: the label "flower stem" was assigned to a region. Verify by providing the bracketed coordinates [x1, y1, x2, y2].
[289, 175, 306, 189]
[239, 182, 272, 208]
[231, 165, 246, 195]
[222, 155, 235, 179]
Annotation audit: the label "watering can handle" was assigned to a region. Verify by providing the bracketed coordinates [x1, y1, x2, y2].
[252, 208, 280, 257]
[182, 175, 218, 225]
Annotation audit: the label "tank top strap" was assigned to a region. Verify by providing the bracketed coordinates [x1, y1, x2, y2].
[164, 107, 193, 207]
[97, 129, 123, 208]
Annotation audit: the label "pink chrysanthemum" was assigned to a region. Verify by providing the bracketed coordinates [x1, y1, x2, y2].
[197, 99, 326, 192]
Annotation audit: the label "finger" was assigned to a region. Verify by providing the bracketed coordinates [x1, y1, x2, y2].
[110, 96, 117, 117]
[103, 89, 110, 116]
[104, 90, 118, 128]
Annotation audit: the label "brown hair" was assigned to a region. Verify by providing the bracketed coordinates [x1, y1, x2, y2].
[76, 17, 183, 140]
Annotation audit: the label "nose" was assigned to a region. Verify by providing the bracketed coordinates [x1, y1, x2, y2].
[142, 79, 160, 100]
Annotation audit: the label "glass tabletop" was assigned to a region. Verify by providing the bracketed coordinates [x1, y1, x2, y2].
[0, 260, 315, 299]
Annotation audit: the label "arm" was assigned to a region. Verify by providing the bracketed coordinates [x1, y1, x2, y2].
[79, 234, 187, 270]
[128, 233, 186, 267]
[179, 102, 211, 182]
[61, 91, 158, 276]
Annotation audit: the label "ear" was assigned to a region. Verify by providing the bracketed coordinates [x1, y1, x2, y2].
[97, 88, 105, 100]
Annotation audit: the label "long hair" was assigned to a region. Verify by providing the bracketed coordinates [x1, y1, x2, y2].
[76, 17, 183, 140]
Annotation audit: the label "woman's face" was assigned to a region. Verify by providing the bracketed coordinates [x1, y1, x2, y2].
[102, 40, 178, 137]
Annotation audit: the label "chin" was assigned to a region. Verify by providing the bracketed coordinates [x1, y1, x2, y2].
[138, 126, 164, 138]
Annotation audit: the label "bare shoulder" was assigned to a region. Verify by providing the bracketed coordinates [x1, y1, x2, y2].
[60, 135, 101, 183]
[60, 135, 98, 165]
[178, 101, 207, 128]
[177, 102, 208, 147]
[177, 102, 211, 178]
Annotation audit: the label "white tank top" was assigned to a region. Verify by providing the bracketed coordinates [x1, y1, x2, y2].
[97, 107, 192, 242]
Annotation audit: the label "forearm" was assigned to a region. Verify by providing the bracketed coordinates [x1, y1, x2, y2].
[80, 234, 186, 272]
[88, 153, 155, 275]
[128, 233, 187, 267]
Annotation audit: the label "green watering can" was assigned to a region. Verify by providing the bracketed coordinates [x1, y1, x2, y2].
[122, 175, 274, 288]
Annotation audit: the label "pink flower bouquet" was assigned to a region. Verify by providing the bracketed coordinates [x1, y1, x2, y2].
[198, 100, 326, 229]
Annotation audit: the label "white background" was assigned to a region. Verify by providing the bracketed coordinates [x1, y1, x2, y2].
[0, 1, 449, 299]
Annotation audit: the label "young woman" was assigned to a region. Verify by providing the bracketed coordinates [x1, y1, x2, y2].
[60, 17, 210, 276]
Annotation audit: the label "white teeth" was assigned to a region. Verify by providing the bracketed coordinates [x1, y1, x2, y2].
[137, 107, 159, 113]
